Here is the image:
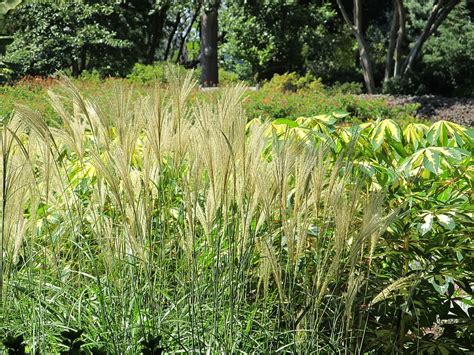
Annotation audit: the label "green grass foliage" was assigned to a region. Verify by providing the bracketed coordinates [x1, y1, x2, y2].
[0, 71, 472, 353]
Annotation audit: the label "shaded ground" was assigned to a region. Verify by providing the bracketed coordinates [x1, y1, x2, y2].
[367, 95, 474, 127]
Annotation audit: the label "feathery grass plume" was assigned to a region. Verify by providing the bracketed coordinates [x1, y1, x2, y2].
[1, 117, 36, 294]
[369, 273, 420, 307]
[1, 72, 406, 352]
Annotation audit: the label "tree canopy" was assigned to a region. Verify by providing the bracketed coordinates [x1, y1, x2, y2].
[0, 0, 473, 95]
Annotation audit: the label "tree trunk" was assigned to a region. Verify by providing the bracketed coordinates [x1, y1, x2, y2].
[200, 1, 219, 87]
[354, 0, 376, 93]
[393, 0, 406, 77]
[385, 2, 399, 83]
[71, 59, 80, 77]
[146, 4, 169, 65]
[164, 11, 182, 61]
[336, 0, 376, 93]
[176, 4, 201, 64]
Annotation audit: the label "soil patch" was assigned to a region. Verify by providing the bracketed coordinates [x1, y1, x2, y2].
[365, 95, 474, 127]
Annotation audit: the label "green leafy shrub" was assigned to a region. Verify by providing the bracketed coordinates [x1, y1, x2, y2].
[262, 72, 325, 92]
[117, 62, 242, 86]
[383, 3, 474, 97]
[420, 4, 474, 97]
[260, 113, 473, 352]
[126, 62, 182, 84]
[328, 81, 364, 95]
[218, 67, 241, 86]
[1, 1, 132, 79]
[244, 83, 416, 122]
[383, 74, 429, 96]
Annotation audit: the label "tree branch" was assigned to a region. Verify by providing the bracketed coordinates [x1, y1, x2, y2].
[403, 0, 460, 73]
[385, 1, 399, 82]
[393, 0, 406, 77]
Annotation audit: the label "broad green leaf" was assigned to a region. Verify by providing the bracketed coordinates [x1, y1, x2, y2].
[403, 123, 428, 150]
[245, 118, 263, 130]
[296, 115, 336, 128]
[370, 123, 385, 150]
[272, 118, 299, 128]
[332, 110, 350, 119]
[400, 147, 467, 176]
[429, 146, 466, 161]
[270, 124, 290, 137]
[359, 122, 375, 131]
[427, 120, 449, 146]
[399, 149, 425, 176]
[437, 214, 455, 230]
[420, 213, 433, 235]
[427, 120, 469, 147]
[337, 126, 353, 144]
[384, 120, 402, 142]
[423, 149, 441, 174]
[315, 114, 337, 124]
[370, 119, 402, 150]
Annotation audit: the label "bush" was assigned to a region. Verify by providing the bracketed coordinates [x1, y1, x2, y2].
[2, 1, 134, 79]
[218, 67, 241, 86]
[383, 74, 428, 96]
[127, 62, 244, 87]
[262, 72, 325, 93]
[127, 62, 168, 83]
[420, 4, 474, 97]
[328, 81, 364, 95]
[245, 76, 416, 122]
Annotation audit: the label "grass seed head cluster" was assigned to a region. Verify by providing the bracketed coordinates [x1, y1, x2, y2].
[0, 70, 396, 353]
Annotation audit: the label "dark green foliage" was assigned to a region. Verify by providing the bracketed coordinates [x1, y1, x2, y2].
[381, 2, 474, 97]
[141, 335, 164, 355]
[2, 334, 26, 355]
[127, 62, 194, 84]
[420, 4, 474, 97]
[0, 0, 472, 96]
[243, 72, 417, 122]
[1, 1, 131, 78]
[59, 329, 85, 354]
[220, 1, 355, 82]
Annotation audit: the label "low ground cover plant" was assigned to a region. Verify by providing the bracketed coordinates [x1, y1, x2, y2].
[243, 72, 419, 123]
[0, 70, 419, 128]
[0, 72, 472, 353]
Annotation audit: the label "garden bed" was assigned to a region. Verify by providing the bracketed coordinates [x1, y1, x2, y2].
[365, 95, 474, 127]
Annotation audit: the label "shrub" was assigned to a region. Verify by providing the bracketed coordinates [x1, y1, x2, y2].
[218, 67, 241, 86]
[262, 72, 325, 93]
[2, 1, 132, 79]
[126, 62, 174, 84]
[245, 79, 416, 122]
[328, 81, 364, 95]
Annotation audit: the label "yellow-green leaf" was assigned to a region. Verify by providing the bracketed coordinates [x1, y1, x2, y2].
[370, 119, 402, 150]
[423, 149, 441, 174]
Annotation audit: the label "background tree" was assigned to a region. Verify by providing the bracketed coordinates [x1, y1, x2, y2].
[389, 1, 474, 96]
[0, 0, 472, 96]
[220, 0, 355, 83]
[145, 0, 171, 64]
[335, 0, 463, 92]
[200, 0, 219, 86]
[1, 1, 133, 77]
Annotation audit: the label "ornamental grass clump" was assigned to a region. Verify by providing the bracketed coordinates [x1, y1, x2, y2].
[0, 70, 397, 353]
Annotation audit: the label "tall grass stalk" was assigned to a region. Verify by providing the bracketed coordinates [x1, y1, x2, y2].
[0, 71, 397, 353]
